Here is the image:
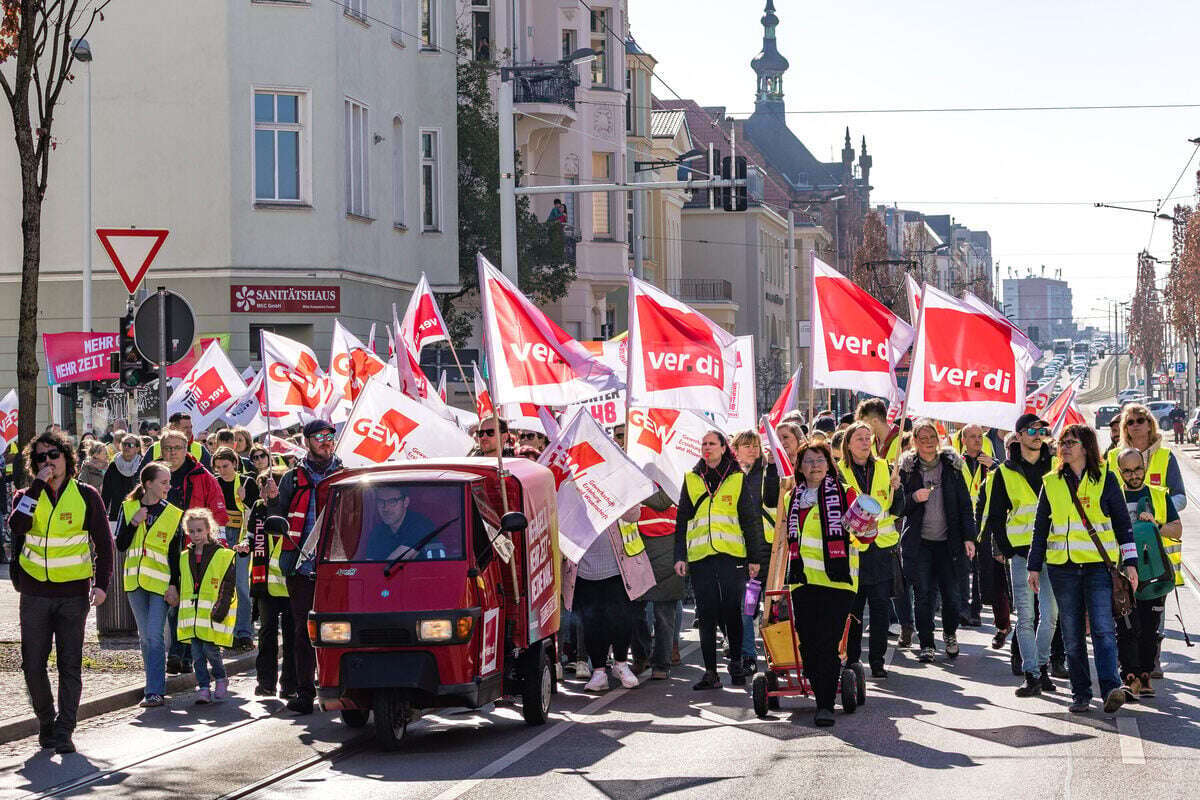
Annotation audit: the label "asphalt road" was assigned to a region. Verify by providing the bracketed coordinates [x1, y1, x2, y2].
[2, 387, 1198, 798]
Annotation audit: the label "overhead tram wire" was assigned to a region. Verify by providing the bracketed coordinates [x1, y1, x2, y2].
[574, 99, 1200, 116]
[1146, 141, 1200, 250]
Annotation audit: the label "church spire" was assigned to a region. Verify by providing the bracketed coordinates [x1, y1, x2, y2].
[750, 0, 789, 115]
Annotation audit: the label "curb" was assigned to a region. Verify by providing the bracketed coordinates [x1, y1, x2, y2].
[0, 650, 258, 745]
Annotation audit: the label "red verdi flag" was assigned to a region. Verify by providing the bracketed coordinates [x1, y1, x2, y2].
[627, 275, 736, 413]
[473, 361, 495, 421]
[767, 366, 802, 428]
[907, 284, 1032, 429]
[398, 273, 451, 354]
[0, 390, 17, 449]
[811, 256, 913, 398]
[478, 254, 620, 405]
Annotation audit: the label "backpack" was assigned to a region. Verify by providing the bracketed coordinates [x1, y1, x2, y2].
[1133, 499, 1175, 601]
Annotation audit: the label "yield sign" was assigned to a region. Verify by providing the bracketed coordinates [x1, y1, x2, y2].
[96, 228, 169, 293]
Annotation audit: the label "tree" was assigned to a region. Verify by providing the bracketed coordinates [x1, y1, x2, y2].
[2, 0, 110, 446]
[1128, 250, 1164, 389]
[1166, 177, 1200, 404]
[445, 35, 575, 346]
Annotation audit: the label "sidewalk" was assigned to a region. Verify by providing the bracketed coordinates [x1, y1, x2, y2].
[0, 563, 256, 742]
[1162, 440, 1200, 585]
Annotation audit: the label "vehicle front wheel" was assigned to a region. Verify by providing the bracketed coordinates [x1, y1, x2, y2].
[521, 647, 553, 726]
[340, 709, 369, 728]
[372, 690, 410, 751]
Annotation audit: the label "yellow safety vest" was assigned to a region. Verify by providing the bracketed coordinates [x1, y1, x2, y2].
[1042, 470, 1119, 565]
[837, 458, 898, 548]
[19, 480, 93, 583]
[783, 489, 859, 594]
[177, 547, 238, 647]
[121, 499, 182, 595]
[266, 535, 289, 597]
[617, 521, 646, 557]
[3, 442, 15, 479]
[1106, 446, 1171, 490]
[951, 431, 994, 459]
[683, 471, 748, 562]
[872, 432, 903, 466]
[150, 440, 204, 463]
[961, 458, 987, 507]
[222, 473, 246, 531]
[983, 465, 1039, 550]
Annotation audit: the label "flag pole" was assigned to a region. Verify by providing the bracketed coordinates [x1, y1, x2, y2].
[445, 340, 472, 395]
[891, 282, 927, 479]
[479, 363, 511, 516]
[806, 251, 817, 429]
[623, 274, 635, 453]
[259, 330, 272, 449]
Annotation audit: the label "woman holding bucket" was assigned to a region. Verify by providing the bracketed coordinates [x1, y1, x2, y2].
[781, 440, 876, 727]
[838, 422, 906, 677]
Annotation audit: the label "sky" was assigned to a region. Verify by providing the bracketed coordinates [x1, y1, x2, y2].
[629, 0, 1200, 333]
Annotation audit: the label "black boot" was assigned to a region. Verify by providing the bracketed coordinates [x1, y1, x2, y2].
[1049, 658, 1069, 679]
[1015, 672, 1042, 697]
[1039, 664, 1056, 693]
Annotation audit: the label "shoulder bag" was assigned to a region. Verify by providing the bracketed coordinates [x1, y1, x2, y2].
[1065, 477, 1133, 618]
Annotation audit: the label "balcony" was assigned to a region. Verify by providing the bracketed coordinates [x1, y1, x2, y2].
[670, 278, 733, 303]
[511, 63, 578, 109]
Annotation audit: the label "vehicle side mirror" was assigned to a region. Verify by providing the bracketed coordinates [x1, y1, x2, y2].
[264, 516, 289, 536]
[500, 511, 528, 533]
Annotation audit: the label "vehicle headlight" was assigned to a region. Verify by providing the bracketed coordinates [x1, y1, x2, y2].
[319, 621, 352, 644]
[418, 619, 453, 641]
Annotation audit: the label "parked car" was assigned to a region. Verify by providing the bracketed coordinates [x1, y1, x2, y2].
[1095, 405, 1122, 428]
[1188, 409, 1200, 443]
[1147, 400, 1179, 428]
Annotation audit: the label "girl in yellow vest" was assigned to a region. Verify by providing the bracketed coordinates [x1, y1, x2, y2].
[1027, 424, 1138, 715]
[213, 447, 260, 650]
[178, 508, 237, 704]
[114, 462, 183, 708]
[780, 440, 864, 727]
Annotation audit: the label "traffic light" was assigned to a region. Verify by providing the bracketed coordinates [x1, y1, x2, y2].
[707, 148, 722, 208]
[117, 312, 154, 388]
[721, 156, 747, 212]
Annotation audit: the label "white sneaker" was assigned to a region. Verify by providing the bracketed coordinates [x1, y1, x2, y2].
[584, 668, 610, 692]
[573, 660, 591, 678]
[611, 661, 639, 689]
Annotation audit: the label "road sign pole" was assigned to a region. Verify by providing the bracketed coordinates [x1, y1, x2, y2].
[158, 287, 168, 429]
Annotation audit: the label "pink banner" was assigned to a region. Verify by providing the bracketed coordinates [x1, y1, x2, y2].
[43, 332, 224, 386]
[43, 332, 119, 385]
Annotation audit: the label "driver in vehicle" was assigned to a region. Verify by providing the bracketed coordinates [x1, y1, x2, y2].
[363, 486, 445, 561]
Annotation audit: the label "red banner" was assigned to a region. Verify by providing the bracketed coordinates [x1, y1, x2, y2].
[43, 332, 119, 385]
[230, 285, 340, 313]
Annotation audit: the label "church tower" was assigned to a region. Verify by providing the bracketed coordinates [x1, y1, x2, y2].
[751, 0, 789, 115]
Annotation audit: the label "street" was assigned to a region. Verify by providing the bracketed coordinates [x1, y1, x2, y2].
[2, 399, 1199, 799]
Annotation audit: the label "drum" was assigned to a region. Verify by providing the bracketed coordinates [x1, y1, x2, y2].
[843, 494, 882, 540]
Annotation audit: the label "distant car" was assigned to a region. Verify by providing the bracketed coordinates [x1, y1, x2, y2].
[1189, 410, 1200, 443]
[1117, 389, 1139, 401]
[1095, 405, 1121, 428]
[1146, 400, 1178, 427]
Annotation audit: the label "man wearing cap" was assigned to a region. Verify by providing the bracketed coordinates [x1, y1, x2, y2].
[980, 413, 1059, 698]
[276, 420, 343, 714]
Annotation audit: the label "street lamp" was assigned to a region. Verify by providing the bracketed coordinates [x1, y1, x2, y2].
[71, 38, 93, 333]
[1093, 202, 1178, 223]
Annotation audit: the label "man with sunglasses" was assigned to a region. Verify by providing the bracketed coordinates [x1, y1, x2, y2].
[471, 418, 513, 458]
[980, 413, 1060, 697]
[276, 419, 344, 714]
[8, 430, 113, 753]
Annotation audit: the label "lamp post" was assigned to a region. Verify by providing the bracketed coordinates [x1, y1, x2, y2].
[71, 38, 93, 433]
[631, 148, 703, 280]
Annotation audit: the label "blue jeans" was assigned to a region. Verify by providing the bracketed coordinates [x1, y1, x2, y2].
[127, 588, 169, 697]
[234, 553, 252, 640]
[560, 604, 586, 664]
[167, 606, 190, 666]
[190, 640, 226, 689]
[1010, 555, 1059, 674]
[1047, 563, 1121, 703]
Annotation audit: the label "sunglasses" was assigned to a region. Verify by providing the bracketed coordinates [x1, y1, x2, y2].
[1126, 417, 1149, 425]
[518, 432, 540, 441]
[32, 450, 63, 464]
[252, 453, 270, 460]
[121, 442, 138, 448]
[1023, 427, 1050, 436]
[1059, 439, 1081, 448]
[309, 432, 336, 443]
[475, 429, 497, 438]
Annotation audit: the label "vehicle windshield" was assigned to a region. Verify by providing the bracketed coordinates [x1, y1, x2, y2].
[322, 480, 466, 563]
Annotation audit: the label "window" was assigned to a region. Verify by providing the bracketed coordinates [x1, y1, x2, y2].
[625, 69, 632, 132]
[471, 1, 490, 60]
[561, 29, 576, 61]
[343, 0, 366, 21]
[591, 152, 612, 238]
[419, 0, 436, 49]
[420, 129, 441, 231]
[321, 482, 466, 563]
[345, 99, 370, 217]
[250, 323, 312, 360]
[254, 90, 306, 203]
[589, 9, 609, 87]
[392, 117, 406, 228]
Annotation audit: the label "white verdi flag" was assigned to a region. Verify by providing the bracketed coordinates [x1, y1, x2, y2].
[723, 336, 757, 433]
[537, 407, 655, 563]
[335, 379, 474, 467]
[0, 390, 17, 449]
[479, 254, 621, 405]
[907, 284, 1029, 429]
[904, 273, 923, 325]
[166, 341, 245, 432]
[810, 256, 913, 398]
[625, 406, 710, 501]
[223, 372, 268, 436]
[627, 275, 737, 414]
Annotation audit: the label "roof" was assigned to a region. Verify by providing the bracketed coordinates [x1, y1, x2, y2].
[742, 111, 841, 191]
[651, 109, 686, 139]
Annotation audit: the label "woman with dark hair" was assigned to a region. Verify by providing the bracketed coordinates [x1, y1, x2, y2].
[1028, 423, 1138, 714]
[114, 462, 183, 707]
[731, 430, 779, 673]
[674, 430, 768, 689]
[781, 440, 864, 727]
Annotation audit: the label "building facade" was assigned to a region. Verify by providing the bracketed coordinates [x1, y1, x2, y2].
[1002, 276, 1076, 347]
[0, 0, 459, 426]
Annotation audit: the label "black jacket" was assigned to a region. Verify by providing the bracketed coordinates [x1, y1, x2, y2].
[673, 457, 769, 568]
[895, 448, 977, 571]
[980, 442, 1053, 559]
[743, 458, 780, 529]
